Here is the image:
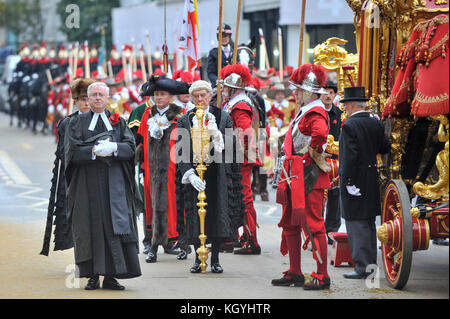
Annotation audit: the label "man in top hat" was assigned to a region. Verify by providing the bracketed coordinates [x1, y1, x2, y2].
[321, 81, 343, 244]
[339, 86, 390, 279]
[272, 64, 332, 290]
[41, 77, 96, 256]
[138, 75, 190, 263]
[220, 64, 262, 255]
[207, 23, 234, 87]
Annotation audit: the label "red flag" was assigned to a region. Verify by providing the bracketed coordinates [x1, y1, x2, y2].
[178, 0, 200, 71]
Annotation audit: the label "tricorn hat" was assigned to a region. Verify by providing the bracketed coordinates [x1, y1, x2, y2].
[141, 75, 190, 97]
[340, 86, 369, 103]
[70, 78, 96, 100]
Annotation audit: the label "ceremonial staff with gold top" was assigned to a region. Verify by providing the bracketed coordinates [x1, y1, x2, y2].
[191, 105, 210, 273]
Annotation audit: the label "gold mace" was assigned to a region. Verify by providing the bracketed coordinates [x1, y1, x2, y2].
[191, 105, 211, 273]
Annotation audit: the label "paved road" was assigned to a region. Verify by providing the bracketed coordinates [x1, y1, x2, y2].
[0, 111, 448, 302]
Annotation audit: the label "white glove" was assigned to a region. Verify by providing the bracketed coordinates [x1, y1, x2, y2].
[346, 185, 361, 196]
[188, 173, 206, 192]
[275, 118, 283, 128]
[94, 138, 118, 157]
[139, 173, 144, 186]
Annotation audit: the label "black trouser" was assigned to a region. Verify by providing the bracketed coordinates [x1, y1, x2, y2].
[325, 188, 341, 234]
[194, 239, 221, 264]
[251, 166, 267, 194]
[345, 217, 377, 274]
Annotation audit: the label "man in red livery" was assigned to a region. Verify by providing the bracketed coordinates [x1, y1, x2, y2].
[220, 64, 262, 255]
[271, 64, 332, 290]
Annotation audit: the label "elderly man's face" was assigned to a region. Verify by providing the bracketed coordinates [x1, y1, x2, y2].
[76, 96, 90, 113]
[191, 89, 212, 110]
[88, 85, 109, 113]
[154, 91, 172, 109]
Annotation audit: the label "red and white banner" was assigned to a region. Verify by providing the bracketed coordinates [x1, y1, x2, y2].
[178, 0, 200, 71]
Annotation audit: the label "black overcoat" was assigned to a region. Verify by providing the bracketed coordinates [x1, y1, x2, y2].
[175, 106, 245, 244]
[338, 112, 391, 221]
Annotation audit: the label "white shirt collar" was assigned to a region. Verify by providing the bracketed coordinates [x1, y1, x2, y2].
[350, 110, 366, 117]
[157, 105, 170, 115]
[88, 111, 113, 131]
[274, 99, 289, 108]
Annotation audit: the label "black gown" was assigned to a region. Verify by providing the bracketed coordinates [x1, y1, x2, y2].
[65, 110, 142, 279]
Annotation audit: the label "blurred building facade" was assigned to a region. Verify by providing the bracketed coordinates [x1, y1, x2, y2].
[113, 0, 356, 69]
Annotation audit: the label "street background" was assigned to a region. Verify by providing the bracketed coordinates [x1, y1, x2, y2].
[0, 111, 448, 300]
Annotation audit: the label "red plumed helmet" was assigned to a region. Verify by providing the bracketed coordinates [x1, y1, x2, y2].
[220, 64, 252, 89]
[289, 64, 328, 94]
[172, 70, 194, 84]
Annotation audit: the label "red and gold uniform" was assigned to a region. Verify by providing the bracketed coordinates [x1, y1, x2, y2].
[273, 64, 332, 290]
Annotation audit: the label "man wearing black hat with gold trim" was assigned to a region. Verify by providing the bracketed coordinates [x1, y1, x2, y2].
[338, 86, 390, 279]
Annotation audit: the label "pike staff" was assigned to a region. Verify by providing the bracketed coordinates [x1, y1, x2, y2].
[232, 0, 243, 65]
[298, 0, 307, 67]
[216, 0, 224, 108]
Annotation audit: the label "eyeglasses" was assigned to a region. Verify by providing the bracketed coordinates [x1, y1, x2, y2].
[90, 93, 106, 98]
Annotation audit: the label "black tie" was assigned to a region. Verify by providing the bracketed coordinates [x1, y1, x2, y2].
[93, 115, 107, 134]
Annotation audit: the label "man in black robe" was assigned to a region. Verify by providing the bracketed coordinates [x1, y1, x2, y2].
[176, 80, 245, 273]
[65, 82, 142, 290]
[338, 87, 390, 279]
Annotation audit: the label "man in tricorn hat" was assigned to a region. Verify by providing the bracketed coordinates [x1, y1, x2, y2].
[138, 75, 190, 263]
[207, 23, 234, 87]
[339, 86, 390, 279]
[272, 64, 332, 290]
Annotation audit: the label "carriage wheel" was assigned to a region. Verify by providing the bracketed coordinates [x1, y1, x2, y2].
[377, 179, 413, 289]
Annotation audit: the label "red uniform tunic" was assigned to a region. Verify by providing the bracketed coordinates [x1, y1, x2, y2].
[227, 94, 261, 247]
[276, 99, 330, 277]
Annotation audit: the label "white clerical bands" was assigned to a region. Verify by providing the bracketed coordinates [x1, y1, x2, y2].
[88, 112, 113, 132]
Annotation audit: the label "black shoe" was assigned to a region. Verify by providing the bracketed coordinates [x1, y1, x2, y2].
[219, 242, 234, 253]
[102, 277, 125, 291]
[164, 241, 181, 255]
[177, 245, 192, 260]
[343, 271, 369, 279]
[190, 262, 202, 273]
[233, 240, 242, 248]
[433, 238, 449, 246]
[233, 245, 261, 255]
[303, 273, 330, 290]
[271, 272, 305, 287]
[145, 245, 158, 263]
[211, 263, 223, 273]
[143, 243, 151, 255]
[84, 275, 100, 290]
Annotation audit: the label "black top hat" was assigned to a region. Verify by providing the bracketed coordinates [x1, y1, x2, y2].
[141, 75, 190, 97]
[340, 86, 369, 103]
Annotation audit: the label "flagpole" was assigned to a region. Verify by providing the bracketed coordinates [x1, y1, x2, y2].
[217, 0, 224, 108]
[84, 41, 90, 78]
[298, 0, 307, 67]
[232, 0, 242, 65]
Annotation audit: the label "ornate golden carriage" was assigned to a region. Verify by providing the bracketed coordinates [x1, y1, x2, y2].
[314, 0, 449, 289]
